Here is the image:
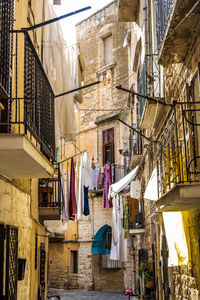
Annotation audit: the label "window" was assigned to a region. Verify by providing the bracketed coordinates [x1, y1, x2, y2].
[103, 128, 114, 164]
[35, 235, 38, 270]
[105, 227, 112, 251]
[70, 251, 78, 274]
[103, 35, 113, 65]
[190, 72, 200, 171]
[40, 243, 46, 289]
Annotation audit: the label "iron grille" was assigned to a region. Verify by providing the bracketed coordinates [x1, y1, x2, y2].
[112, 164, 124, 182]
[138, 58, 147, 120]
[138, 54, 163, 120]
[40, 243, 46, 289]
[155, 0, 174, 50]
[157, 103, 200, 198]
[38, 169, 63, 209]
[0, 0, 14, 97]
[0, 223, 5, 298]
[35, 235, 38, 270]
[6, 225, 18, 300]
[0, 31, 56, 160]
[24, 32, 55, 160]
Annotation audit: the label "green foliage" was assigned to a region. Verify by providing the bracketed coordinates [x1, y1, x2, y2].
[139, 261, 154, 285]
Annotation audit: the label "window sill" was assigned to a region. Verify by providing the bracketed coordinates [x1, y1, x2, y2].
[96, 63, 115, 75]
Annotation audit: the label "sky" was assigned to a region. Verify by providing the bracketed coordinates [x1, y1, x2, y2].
[54, 0, 113, 44]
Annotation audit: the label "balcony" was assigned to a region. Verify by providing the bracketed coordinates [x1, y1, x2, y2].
[128, 197, 145, 235]
[38, 175, 63, 222]
[118, 0, 139, 22]
[0, 31, 55, 178]
[139, 54, 167, 131]
[157, 0, 200, 65]
[92, 164, 125, 193]
[130, 132, 143, 169]
[156, 103, 200, 211]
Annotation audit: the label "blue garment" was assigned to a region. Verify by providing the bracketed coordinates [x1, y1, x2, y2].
[83, 186, 89, 216]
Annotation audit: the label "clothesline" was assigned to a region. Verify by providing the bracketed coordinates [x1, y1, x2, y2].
[58, 150, 87, 164]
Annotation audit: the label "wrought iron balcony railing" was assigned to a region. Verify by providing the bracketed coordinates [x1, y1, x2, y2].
[95, 164, 125, 190]
[156, 103, 200, 198]
[155, 0, 174, 50]
[39, 176, 63, 209]
[0, 31, 55, 161]
[0, 0, 14, 98]
[138, 54, 162, 120]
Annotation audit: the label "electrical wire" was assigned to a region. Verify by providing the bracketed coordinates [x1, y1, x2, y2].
[119, 72, 135, 87]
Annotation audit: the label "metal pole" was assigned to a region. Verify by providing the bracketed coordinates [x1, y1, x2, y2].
[58, 150, 87, 164]
[115, 117, 155, 143]
[116, 85, 171, 107]
[54, 81, 100, 98]
[21, 6, 91, 31]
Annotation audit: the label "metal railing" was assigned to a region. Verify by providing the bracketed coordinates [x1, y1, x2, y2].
[39, 176, 63, 208]
[24, 32, 55, 160]
[0, 31, 55, 161]
[155, 0, 174, 50]
[0, 0, 14, 98]
[96, 164, 125, 189]
[138, 54, 163, 120]
[138, 57, 147, 120]
[156, 103, 200, 198]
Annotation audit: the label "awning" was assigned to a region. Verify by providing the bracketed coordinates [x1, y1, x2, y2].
[144, 168, 158, 201]
[109, 165, 139, 197]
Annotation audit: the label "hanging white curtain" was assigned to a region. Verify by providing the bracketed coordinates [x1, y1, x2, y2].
[42, 0, 78, 144]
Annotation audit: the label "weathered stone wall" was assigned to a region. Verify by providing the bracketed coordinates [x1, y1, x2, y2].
[123, 238, 135, 291]
[92, 254, 124, 291]
[0, 176, 48, 300]
[48, 241, 80, 290]
[75, 0, 130, 167]
[169, 266, 199, 300]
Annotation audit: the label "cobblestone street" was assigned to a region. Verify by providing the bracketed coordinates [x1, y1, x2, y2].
[49, 289, 130, 300]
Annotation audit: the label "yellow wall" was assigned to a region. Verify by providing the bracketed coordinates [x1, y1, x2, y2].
[0, 177, 49, 300]
[0, 1, 52, 299]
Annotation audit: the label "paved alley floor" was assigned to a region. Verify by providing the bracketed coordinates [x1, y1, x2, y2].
[49, 289, 130, 300]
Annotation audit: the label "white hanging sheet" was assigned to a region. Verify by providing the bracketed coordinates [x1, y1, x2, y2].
[144, 167, 158, 201]
[43, 0, 78, 144]
[109, 165, 139, 198]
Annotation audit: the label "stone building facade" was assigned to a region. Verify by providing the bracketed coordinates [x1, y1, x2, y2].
[118, 0, 200, 299]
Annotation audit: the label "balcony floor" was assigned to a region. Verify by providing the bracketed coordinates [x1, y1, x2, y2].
[39, 207, 60, 221]
[129, 228, 145, 235]
[0, 134, 54, 178]
[156, 183, 200, 212]
[159, 0, 200, 65]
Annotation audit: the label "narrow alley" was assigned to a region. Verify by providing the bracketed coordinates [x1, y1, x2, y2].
[0, 0, 200, 300]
